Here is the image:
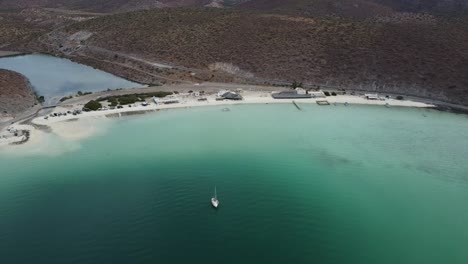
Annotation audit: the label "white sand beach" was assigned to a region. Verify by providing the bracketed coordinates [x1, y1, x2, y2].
[0, 89, 434, 152]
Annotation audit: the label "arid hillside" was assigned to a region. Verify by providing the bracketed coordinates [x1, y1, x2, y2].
[0, 0, 222, 12]
[0, 69, 37, 116]
[373, 0, 468, 12]
[2, 2, 468, 106]
[0, 8, 103, 51]
[238, 0, 468, 15]
[0, 12, 46, 49]
[62, 8, 468, 105]
[237, 0, 395, 18]
[1, 0, 466, 13]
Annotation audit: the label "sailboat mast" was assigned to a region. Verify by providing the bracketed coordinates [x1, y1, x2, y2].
[215, 186, 217, 199]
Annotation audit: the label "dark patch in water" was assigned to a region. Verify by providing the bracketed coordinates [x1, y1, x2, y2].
[296, 143, 358, 167]
[316, 149, 357, 167]
[415, 163, 439, 176]
[404, 162, 468, 185]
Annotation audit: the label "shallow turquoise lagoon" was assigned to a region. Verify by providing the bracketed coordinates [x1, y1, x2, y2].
[0, 104, 467, 263]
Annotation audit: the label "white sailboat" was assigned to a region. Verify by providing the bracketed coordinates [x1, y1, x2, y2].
[211, 186, 219, 208]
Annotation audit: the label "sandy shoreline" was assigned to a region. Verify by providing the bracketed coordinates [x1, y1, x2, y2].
[0, 90, 434, 152]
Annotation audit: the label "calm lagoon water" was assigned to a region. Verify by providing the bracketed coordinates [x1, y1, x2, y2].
[0, 54, 140, 105]
[0, 104, 468, 263]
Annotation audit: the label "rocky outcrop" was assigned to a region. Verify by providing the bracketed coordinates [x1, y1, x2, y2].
[0, 69, 37, 117]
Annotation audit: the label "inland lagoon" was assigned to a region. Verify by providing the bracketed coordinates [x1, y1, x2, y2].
[0, 104, 468, 263]
[0, 54, 140, 105]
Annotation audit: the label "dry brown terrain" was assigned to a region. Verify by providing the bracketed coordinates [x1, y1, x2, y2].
[0, 8, 101, 51]
[0, 0, 217, 12]
[1, 2, 468, 106]
[238, 0, 468, 15]
[0, 12, 45, 50]
[1, 0, 466, 14]
[59, 8, 468, 105]
[0, 69, 37, 116]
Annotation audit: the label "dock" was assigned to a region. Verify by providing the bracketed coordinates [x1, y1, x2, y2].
[316, 100, 330, 105]
[292, 101, 302, 110]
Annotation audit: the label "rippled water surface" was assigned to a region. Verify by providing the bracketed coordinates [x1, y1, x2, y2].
[1, 104, 468, 263]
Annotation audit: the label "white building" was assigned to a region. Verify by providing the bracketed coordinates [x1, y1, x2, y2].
[295, 88, 307, 95]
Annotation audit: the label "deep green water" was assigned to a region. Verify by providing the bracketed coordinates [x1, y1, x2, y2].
[1, 104, 468, 263]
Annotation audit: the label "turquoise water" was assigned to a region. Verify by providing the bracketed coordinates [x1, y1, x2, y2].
[0, 54, 140, 105]
[1, 104, 468, 263]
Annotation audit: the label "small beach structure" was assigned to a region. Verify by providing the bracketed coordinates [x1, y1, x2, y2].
[365, 93, 379, 100]
[295, 87, 307, 95]
[162, 98, 179, 104]
[217, 91, 243, 101]
[316, 100, 330, 105]
[272, 90, 312, 99]
[154, 96, 179, 105]
[309, 91, 326, 98]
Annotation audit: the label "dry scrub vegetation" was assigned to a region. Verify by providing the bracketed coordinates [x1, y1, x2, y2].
[0, 13, 45, 49]
[66, 8, 468, 104]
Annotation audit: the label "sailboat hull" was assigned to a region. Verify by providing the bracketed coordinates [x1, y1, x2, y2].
[211, 198, 219, 208]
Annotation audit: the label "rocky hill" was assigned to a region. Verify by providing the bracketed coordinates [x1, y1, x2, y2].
[59, 8, 468, 105]
[373, 0, 468, 12]
[0, 69, 37, 117]
[1, 2, 468, 106]
[0, 8, 101, 50]
[237, 0, 395, 18]
[237, 0, 468, 17]
[0, 12, 45, 49]
[0, 0, 216, 12]
[1, 0, 466, 14]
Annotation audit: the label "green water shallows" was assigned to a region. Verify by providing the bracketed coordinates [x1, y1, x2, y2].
[0, 104, 468, 264]
[0, 54, 140, 105]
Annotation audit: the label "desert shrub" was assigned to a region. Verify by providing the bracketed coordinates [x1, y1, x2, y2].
[108, 97, 119, 106]
[35, 93, 45, 103]
[96, 92, 172, 105]
[144, 92, 172, 98]
[60, 96, 73, 102]
[118, 95, 140, 105]
[77, 91, 92, 96]
[291, 80, 303, 89]
[83, 100, 102, 111]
